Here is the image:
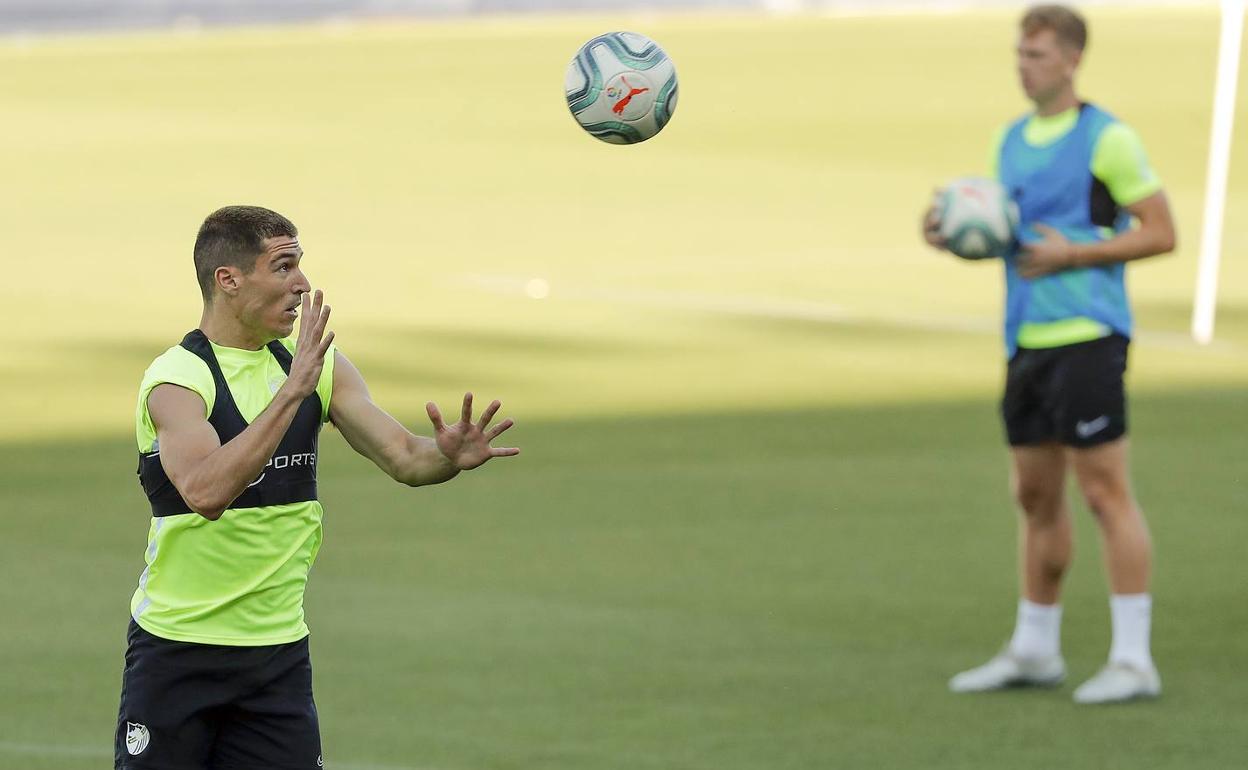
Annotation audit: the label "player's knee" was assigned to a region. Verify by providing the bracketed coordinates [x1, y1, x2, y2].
[1012, 480, 1061, 520]
[1038, 554, 1069, 580]
[1079, 477, 1129, 520]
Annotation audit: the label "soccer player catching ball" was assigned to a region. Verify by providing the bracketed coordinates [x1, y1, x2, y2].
[922, 5, 1176, 703]
[116, 205, 518, 767]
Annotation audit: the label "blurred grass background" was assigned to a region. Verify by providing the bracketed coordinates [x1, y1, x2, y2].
[1, 6, 1245, 768]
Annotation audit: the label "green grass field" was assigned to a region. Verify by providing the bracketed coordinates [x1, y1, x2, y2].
[1, 7, 1246, 769]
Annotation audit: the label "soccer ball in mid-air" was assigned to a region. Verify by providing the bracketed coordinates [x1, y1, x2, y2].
[565, 31, 678, 144]
[937, 177, 1019, 260]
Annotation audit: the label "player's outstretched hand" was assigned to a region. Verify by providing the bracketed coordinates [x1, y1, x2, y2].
[425, 393, 519, 471]
[1018, 224, 1074, 279]
[287, 290, 334, 399]
[922, 188, 947, 250]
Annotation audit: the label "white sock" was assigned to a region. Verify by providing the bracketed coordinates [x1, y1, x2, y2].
[1109, 593, 1154, 671]
[1008, 599, 1062, 659]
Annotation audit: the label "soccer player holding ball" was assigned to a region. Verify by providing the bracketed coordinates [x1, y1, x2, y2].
[116, 206, 518, 767]
[922, 5, 1176, 703]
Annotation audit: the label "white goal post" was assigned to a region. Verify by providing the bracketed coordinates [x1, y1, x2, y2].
[1192, 0, 1245, 345]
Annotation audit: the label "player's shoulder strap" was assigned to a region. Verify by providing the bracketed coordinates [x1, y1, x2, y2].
[995, 111, 1035, 179]
[1076, 101, 1120, 149]
[175, 328, 299, 439]
[1079, 101, 1117, 124]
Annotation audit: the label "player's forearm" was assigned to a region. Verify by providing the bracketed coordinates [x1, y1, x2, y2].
[1068, 224, 1175, 268]
[392, 434, 460, 487]
[181, 388, 304, 519]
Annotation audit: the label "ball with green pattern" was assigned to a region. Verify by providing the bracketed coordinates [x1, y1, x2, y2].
[565, 31, 678, 145]
[938, 177, 1019, 260]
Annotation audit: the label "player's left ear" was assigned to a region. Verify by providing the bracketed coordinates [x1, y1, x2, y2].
[214, 265, 243, 298]
[1064, 47, 1083, 76]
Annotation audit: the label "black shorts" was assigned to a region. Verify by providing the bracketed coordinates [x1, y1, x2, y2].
[115, 620, 322, 769]
[1002, 334, 1129, 448]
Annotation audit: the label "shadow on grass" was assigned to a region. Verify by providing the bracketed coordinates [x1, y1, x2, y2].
[1, 387, 1245, 769]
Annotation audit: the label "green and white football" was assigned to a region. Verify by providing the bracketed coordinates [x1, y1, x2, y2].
[938, 177, 1019, 260]
[565, 31, 678, 144]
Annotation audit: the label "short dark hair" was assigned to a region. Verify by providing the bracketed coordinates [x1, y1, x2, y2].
[1022, 4, 1088, 52]
[193, 205, 298, 302]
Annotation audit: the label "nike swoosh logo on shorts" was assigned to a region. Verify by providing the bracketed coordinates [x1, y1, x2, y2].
[1075, 416, 1110, 438]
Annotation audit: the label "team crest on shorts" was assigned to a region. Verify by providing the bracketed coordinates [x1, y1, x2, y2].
[125, 722, 150, 756]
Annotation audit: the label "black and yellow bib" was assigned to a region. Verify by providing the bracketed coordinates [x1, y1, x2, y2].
[129, 331, 336, 645]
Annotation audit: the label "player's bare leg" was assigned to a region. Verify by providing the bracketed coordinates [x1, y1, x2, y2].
[1072, 439, 1151, 593]
[949, 444, 1068, 693]
[1013, 443, 1073, 605]
[1069, 438, 1160, 703]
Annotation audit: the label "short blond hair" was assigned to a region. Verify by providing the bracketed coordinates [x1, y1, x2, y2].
[1022, 4, 1088, 51]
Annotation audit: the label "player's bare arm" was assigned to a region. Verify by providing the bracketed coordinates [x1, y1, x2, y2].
[148, 290, 334, 520]
[329, 352, 518, 487]
[1018, 191, 1176, 278]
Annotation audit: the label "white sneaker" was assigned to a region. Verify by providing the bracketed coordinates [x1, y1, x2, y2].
[1072, 662, 1161, 704]
[948, 650, 1066, 693]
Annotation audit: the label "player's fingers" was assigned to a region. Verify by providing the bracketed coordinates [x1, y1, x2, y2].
[487, 418, 514, 440]
[477, 400, 501, 431]
[314, 305, 332, 339]
[461, 392, 473, 423]
[490, 447, 520, 457]
[426, 401, 445, 431]
[306, 291, 323, 339]
[297, 291, 311, 344]
[317, 330, 335, 359]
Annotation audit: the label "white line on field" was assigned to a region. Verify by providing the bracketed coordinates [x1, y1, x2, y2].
[0, 740, 434, 770]
[464, 274, 1243, 354]
[465, 273, 992, 332]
